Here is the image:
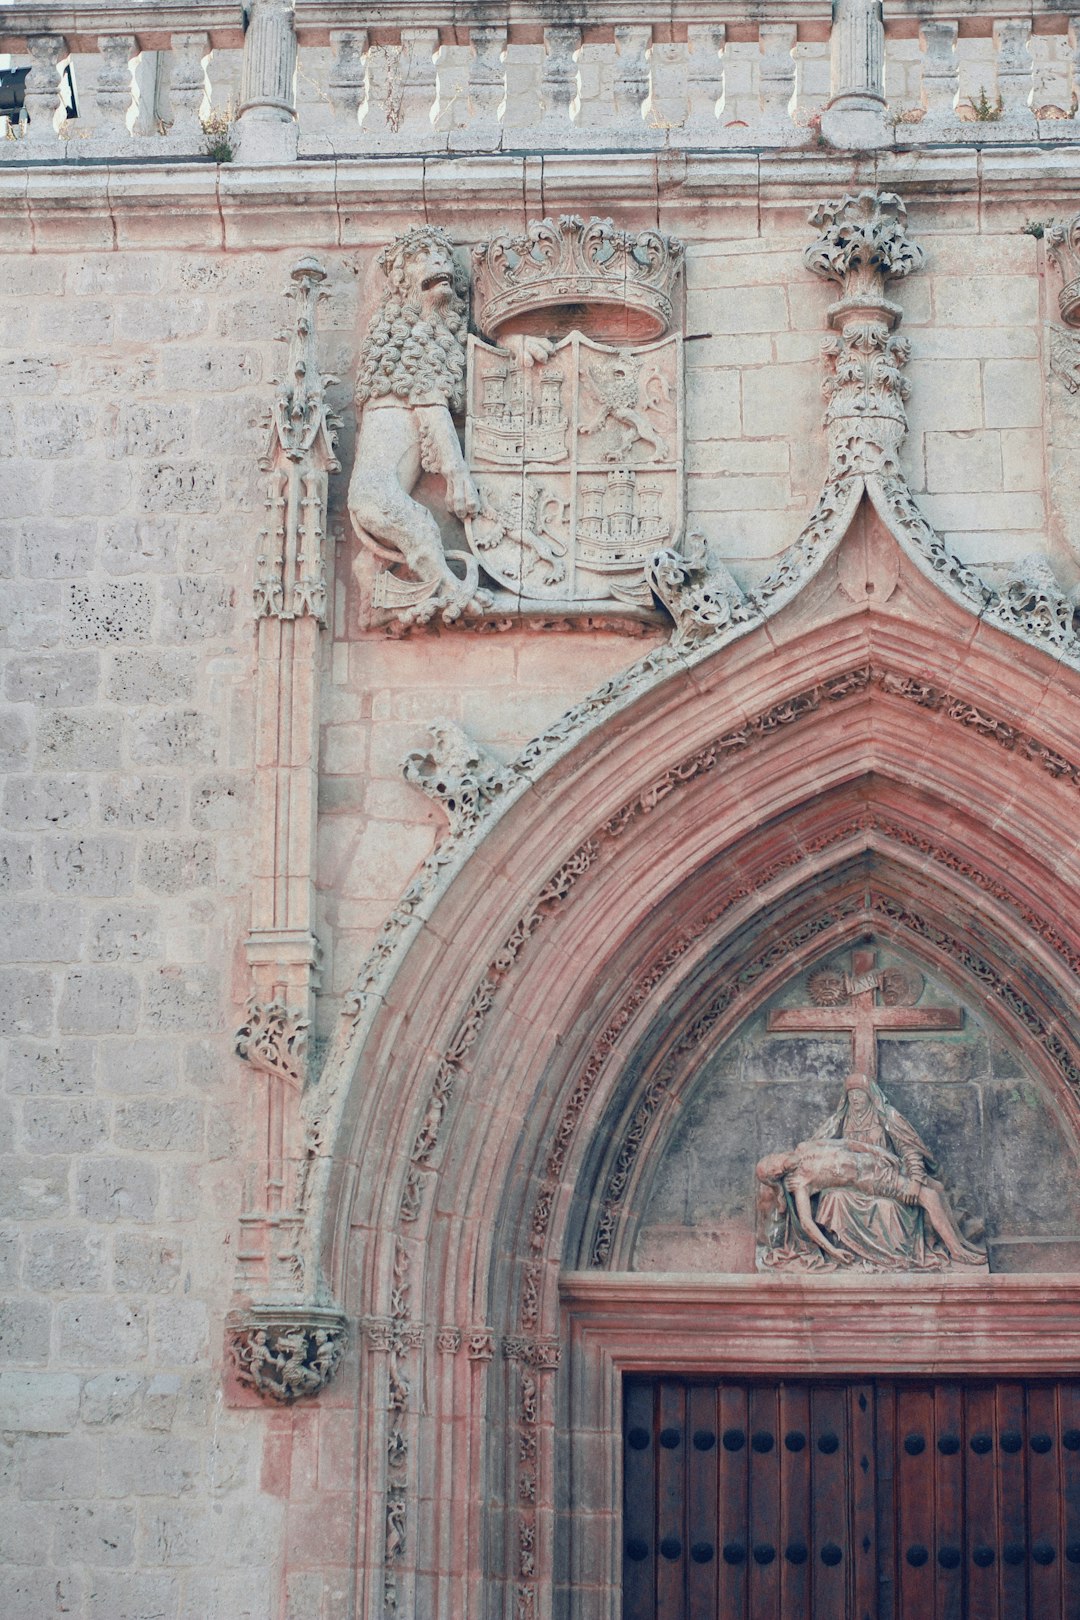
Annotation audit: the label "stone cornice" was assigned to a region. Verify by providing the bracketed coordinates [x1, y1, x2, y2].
[0, 2, 243, 49]
[2, 0, 1072, 44]
[3, 147, 1080, 252]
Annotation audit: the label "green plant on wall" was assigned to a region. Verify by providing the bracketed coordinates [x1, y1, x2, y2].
[201, 105, 234, 162]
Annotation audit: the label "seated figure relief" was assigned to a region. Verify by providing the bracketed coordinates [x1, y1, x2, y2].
[756, 1071, 987, 1272]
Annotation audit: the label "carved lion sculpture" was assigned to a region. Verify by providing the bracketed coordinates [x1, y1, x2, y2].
[349, 224, 488, 624]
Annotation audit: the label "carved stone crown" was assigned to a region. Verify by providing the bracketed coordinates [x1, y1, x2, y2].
[472, 215, 685, 343]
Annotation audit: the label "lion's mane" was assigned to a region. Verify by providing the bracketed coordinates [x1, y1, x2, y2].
[356, 226, 469, 413]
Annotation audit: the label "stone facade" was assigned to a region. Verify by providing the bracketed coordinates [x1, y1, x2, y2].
[5, 2, 1080, 1616]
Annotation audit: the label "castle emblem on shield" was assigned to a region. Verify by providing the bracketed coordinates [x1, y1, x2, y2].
[465, 216, 685, 610]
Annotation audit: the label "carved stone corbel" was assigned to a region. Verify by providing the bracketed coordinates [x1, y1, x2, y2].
[403, 721, 518, 839]
[229, 1303, 348, 1401]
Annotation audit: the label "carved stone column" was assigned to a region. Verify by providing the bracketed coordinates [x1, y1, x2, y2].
[234, 0, 298, 163]
[231, 258, 343, 1379]
[821, 0, 889, 151]
[803, 190, 923, 482]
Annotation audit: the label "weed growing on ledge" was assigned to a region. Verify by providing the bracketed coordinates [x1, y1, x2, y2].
[201, 105, 234, 162]
[967, 87, 1004, 123]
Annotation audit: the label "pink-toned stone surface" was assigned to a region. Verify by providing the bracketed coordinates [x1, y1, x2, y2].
[4, 110, 1080, 1618]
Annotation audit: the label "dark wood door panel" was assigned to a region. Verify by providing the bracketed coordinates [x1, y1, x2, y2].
[624, 1376, 1080, 1620]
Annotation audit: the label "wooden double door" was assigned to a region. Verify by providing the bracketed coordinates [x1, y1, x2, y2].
[623, 1375, 1080, 1619]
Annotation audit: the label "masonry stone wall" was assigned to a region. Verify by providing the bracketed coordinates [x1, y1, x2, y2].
[1, 155, 1079, 1616]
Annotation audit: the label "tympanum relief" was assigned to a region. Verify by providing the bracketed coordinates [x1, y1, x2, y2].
[350, 216, 686, 626]
[756, 1070, 987, 1272]
[623, 943, 1045, 1278]
[757, 947, 987, 1272]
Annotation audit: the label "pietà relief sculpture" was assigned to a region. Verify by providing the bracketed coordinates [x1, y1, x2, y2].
[756, 949, 988, 1272]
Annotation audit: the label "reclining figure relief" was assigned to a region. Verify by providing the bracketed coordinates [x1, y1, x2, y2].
[756, 1070, 987, 1272]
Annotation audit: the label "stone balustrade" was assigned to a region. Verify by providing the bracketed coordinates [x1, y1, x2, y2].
[2, 1, 1079, 159]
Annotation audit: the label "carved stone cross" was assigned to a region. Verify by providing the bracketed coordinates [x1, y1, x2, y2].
[766, 946, 962, 1079]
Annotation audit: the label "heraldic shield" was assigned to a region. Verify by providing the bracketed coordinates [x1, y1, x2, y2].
[464, 330, 684, 607]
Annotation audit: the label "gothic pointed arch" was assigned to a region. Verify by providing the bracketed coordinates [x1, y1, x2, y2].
[293, 516, 1080, 1614]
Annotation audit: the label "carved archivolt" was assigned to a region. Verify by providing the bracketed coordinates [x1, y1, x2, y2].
[388, 658, 1080, 1253]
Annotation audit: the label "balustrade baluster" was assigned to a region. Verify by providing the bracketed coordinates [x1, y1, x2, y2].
[502, 41, 544, 137]
[575, 39, 615, 132]
[164, 32, 211, 146]
[327, 29, 366, 133]
[462, 26, 504, 150]
[614, 26, 652, 139]
[540, 26, 581, 131]
[994, 19, 1036, 131]
[646, 41, 689, 134]
[686, 25, 725, 135]
[397, 28, 439, 141]
[759, 24, 796, 133]
[93, 35, 137, 142]
[919, 21, 959, 125]
[23, 33, 66, 146]
[1029, 33, 1071, 121]
[433, 43, 471, 134]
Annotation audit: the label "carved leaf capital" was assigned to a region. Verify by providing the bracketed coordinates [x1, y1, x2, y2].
[804, 191, 924, 296]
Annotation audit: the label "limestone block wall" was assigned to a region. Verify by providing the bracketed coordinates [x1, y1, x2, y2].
[686, 226, 1055, 582]
[1, 147, 1079, 1613]
[0, 248, 276, 1616]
